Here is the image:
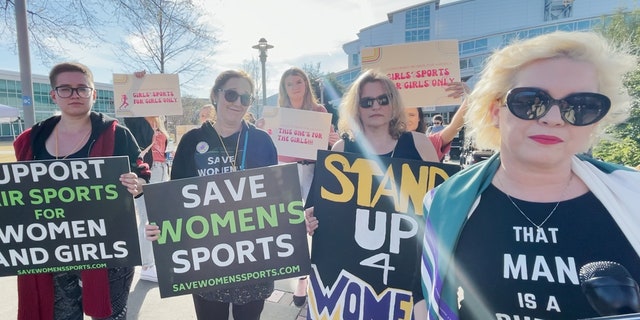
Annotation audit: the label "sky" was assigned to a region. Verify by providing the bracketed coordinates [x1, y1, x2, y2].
[0, 0, 456, 99]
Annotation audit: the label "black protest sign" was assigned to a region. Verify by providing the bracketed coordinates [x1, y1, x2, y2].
[307, 150, 459, 319]
[0, 156, 140, 277]
[143, 163, 310, 298]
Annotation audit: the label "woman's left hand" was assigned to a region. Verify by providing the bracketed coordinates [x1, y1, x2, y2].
[120, 172, 143, 196]
[446, 82, 470, 99]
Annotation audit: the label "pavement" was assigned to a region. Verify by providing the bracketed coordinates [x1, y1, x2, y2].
[0, 269, 308, 320]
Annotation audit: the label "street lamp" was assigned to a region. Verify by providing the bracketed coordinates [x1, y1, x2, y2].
[318, 78, 324, 105]
[252, 38, 274, 111]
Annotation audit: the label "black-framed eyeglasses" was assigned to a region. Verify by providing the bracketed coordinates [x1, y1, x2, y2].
[54, 86, 94, 98]
[359, 94, 390, 108]
[433, 122, 442, 125]
[505, 87, 611, 126]
[218, 89, 253, 107]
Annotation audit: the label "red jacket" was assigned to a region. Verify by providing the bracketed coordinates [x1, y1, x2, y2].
[13, 119, 117, 320]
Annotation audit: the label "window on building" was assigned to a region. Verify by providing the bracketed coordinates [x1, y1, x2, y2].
[544, 0, 574, 21]
[7, 80, 18, 93]
[351, 53, 360, 67]
[405, 5, 430, 42]
[459, 38, 488, 55]
[576, 20, 591, 30]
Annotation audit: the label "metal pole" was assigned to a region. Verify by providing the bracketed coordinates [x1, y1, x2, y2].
[319, 79, 324, 105]
[16, 0, 35, 128]
[260, 52, 267, 107]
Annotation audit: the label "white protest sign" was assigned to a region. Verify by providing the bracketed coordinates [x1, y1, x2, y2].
[262, 107, 332, 160]
[361, 40, 461, 108]
[113, 73, 183, 117]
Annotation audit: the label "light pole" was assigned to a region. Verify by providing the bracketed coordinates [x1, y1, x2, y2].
[252, 38, 274, 116]
[319, 79, 324, 105]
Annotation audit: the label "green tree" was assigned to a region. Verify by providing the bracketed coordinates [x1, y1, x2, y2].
[592, 9, 640, 166]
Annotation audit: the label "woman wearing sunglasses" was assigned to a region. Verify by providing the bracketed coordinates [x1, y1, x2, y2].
[418, 31, 640, 319]
[331, 69, 466, 160]
[146, 70, 277, 320]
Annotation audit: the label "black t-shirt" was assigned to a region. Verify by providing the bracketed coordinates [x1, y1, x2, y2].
[343, 131, 422, 161]
[171, 121, 278, 180]
[454, 184, 640, 320]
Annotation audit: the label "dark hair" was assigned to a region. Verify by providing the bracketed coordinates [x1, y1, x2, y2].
[416, 108, 426, 133]
[209, 70, 255, 109]
[49, 62, 94, 88]
[433, 114, 443, 122]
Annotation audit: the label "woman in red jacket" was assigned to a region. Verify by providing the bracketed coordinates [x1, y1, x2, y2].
[13, 62, 148, 320]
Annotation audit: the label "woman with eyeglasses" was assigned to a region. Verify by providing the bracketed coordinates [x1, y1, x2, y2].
[146, 70, 277, 320]
[418, 31, 640, 319]
[13, 62, 149, 320]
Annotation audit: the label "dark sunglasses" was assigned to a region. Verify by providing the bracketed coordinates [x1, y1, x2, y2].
[218, 89, 253, 107]
[505, 87, 610, 126]
[359, 94, 390, 108]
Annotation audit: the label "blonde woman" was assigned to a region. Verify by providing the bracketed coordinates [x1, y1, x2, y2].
[419, 31, 640, 319]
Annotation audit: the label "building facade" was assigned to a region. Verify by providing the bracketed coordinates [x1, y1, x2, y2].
[335, 0, 638, 122]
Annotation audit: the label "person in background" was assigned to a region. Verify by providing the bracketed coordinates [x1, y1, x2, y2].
[330, 72, 467, 160]
[122, 71, 170, 283]
[418, 31, 640, 319]
[139, 116, 170, 183]
[243, 111, 256, 124]
[270, 66, 340, 307]
[146, 70, 277, 320]
[405, 107, 427, 133]
[304, 71, 467, 317]
[13, 61, 148, 320]
[426, 114, 445, 134]
[198, 104, 216, 124]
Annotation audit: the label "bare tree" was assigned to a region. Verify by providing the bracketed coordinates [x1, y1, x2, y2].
[0, 1, 218, 85]
[0, 0, 108, 63]
[241, 57, 263, 117]
[111, 0, 219, 86]
[241, 58, 262, 99]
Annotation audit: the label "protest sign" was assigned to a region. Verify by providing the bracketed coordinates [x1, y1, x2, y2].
[175, 124, 199, 146]
[361, 40, 461, 108]
[113, 73, 182, 117]
[261, 107, 332, 160]
[0, 156, 140, 277]
[307, 150, 460, 319]
[143, 163, 310, 298]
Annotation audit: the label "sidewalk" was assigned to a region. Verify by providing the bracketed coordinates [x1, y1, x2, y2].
[0, 269, 308, 319]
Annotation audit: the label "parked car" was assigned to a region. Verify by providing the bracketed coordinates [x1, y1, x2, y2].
[460, 136, 495, 168]
[448, 127, 464, 161]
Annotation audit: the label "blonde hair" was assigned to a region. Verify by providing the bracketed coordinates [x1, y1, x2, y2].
[337, 69, 406, 140]
[145, 116, 170, 139]
[278, 67, 319, 110]
[467, 31, 636, 151]
[198, 104, 216, 124]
